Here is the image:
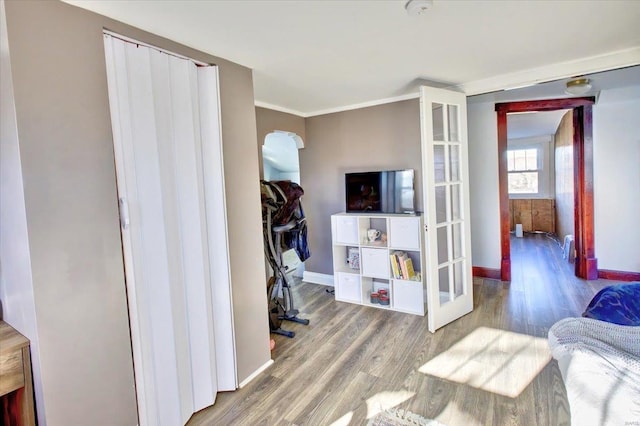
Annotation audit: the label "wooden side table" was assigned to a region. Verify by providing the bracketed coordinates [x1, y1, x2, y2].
[0, 321, 35, 426]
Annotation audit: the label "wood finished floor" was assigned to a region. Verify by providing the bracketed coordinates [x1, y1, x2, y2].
[188, 234, 614, 426]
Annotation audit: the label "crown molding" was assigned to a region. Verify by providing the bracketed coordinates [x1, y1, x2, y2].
[254, 101, 306, 118]
[256, 93, 420, 118]
[303, 93, 420, 117]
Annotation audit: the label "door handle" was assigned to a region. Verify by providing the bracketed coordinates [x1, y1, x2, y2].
[119, 197, 130, 230]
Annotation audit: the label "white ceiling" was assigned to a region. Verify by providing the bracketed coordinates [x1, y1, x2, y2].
[64, 0, 640, 117]
[507, 111, 567, 140]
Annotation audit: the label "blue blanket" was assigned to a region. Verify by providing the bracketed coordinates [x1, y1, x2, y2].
[582, 282, 640, 326]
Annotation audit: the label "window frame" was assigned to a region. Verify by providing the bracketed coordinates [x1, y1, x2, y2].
[506, 137, 554, 199]
[507, 147, 541, 195]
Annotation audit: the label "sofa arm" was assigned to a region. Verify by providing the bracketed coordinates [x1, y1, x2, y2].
[548, 317, 640, 426]
[550, 317, 640, 357]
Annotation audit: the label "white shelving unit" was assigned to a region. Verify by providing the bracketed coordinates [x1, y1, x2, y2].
[331, 213, 426, 316]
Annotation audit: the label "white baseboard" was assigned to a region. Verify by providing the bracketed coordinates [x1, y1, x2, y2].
[238, 359, 274, 389]
[302, 271, 334, 286]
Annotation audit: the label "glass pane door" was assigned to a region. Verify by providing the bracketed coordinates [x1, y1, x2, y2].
[420, 86, 473, 333]
[433, 102, 464, 305]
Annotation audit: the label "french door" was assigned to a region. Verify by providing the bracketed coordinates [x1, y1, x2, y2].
[420, 86, 474, 333]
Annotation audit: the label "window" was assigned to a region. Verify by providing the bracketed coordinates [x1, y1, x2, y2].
[507, 148, 539, 194]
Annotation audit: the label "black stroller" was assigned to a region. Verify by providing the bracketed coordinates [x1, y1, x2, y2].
[260, 180, 310, 338]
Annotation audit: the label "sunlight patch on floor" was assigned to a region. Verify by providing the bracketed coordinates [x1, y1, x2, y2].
[365, 390, 416, 419]
[329, 411, 353, 426]
[330, 390, 416, 425]
[419, 327, 551, 398]
[329, 390, 416, 425]
[367, 390, 416, 419]
[435, 400, 483, 426]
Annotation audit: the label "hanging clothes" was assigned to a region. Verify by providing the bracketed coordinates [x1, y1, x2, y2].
[260, 180, 311, 261]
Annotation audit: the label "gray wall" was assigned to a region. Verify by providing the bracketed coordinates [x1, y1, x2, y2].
[592, 88, 640, 272]
[302, 99, 423, 274]
[467, 101, 502, 270]
[256, 106, 306, 148]
[0, 0, 44, 419]
[3, 1, 270, 424]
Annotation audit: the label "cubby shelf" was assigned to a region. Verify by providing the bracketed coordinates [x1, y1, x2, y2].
[331, 213, 426, 316]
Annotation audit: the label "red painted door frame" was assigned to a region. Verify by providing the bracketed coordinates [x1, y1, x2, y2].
[495, 97, 597, 281]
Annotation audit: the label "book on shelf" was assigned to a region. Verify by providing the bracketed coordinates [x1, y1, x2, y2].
[390, 251, 407, 279]
[389, 251, 417, 280]
[389, 253, 401, 279]
[398, 252, 409, 279]
[403, 257, 416, 280]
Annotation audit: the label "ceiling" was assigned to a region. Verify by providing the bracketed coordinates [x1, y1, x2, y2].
[506, 111, 568, 140]
[64, 0, 640, 117]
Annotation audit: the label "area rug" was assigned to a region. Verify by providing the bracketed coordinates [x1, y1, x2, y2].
[367, 408, 445, 426]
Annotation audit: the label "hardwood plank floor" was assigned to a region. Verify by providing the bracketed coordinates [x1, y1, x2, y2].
[188, 234, 614, 425]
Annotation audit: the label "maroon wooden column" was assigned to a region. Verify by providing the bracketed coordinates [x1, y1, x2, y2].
[573, 105, 598, 279]
[496, 109, 511, 281]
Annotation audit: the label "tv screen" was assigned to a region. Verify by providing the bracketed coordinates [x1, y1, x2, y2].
[345, 170, 415, 214]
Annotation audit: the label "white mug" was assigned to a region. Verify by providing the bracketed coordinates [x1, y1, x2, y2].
[367, 229, 381, 242]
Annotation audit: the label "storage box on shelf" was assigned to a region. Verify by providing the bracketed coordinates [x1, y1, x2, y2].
[331, 213, 426, 315]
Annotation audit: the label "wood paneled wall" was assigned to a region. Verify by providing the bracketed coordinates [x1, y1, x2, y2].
[509, 199, 555, 233]
[555, 111, 575, 241]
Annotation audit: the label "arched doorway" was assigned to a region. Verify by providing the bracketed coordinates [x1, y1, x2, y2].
[262, 130, 303, 183]
[262, 130, 305, 278]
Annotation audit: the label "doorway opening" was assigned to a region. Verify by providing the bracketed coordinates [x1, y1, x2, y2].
[496, 97, 597, 281]
[507, 109, 575, 282]
[262, 130, 303, 183]
[262, 130, 305, 279]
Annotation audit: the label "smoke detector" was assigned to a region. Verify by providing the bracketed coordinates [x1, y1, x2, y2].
[405, 0, 434, 16]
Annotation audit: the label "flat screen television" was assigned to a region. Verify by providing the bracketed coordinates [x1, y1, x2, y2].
[345, 170, 415, 214]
